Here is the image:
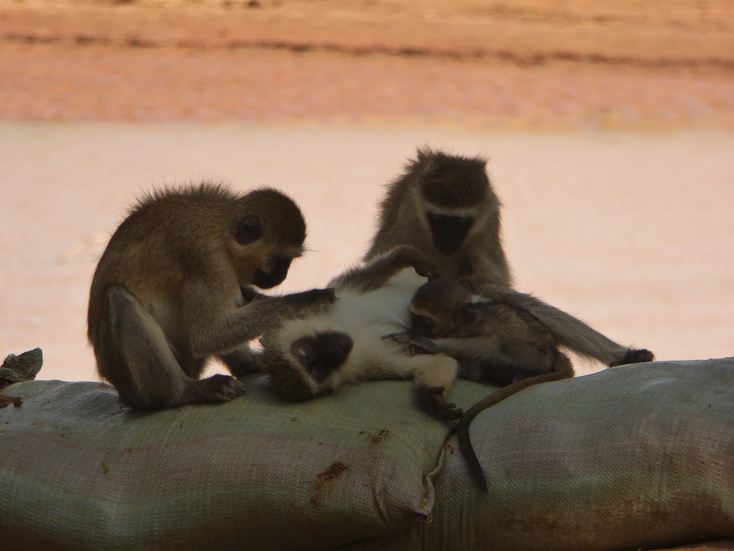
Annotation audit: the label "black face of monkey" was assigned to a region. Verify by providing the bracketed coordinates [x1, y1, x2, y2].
[253, 256, 293, 289]
[291, 332, 353, 382]
[427, 213, 474, 256]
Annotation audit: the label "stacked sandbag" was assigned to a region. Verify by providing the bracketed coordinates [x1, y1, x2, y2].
[343, 357, 734, 551]
[0, 376, 450, 551]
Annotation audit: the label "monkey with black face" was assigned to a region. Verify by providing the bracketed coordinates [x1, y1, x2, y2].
[366, 147, 654, 367]
[386, 279, 575, 491]
[366, 147, 511, 287]
[259, 245, 465, 421]
[88, 182, 335, 410]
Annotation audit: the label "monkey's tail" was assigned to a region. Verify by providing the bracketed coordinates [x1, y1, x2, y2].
[456, 353, 574, 493]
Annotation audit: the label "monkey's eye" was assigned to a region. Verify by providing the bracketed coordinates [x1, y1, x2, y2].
[234, 214, 263, 245]
[411, 313, 435, 337]
[291, 338, 313, 365]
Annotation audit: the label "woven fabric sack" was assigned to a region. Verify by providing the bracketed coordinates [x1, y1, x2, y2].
[341, 357, 734, 551]
[0, 376, 450, 551]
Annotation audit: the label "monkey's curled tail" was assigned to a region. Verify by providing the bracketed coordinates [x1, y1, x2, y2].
[456, 353, 574, 492]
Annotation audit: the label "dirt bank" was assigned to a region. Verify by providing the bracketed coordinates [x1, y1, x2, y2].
[1, 0, 733, 127]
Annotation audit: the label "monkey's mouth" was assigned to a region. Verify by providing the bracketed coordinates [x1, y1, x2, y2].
[428, 213, 473, 256]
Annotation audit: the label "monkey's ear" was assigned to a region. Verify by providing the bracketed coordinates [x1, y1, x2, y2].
[235, 214, 263, 245]
[454, 303, 476, 329]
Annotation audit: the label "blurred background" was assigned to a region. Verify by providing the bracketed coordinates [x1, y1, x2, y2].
[1, 0, 733, 381]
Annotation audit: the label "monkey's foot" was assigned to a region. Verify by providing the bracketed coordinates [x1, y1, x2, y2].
[416, 385, 464, 421]
[182, 375, 247, 404]
[610, 348, 655, 367]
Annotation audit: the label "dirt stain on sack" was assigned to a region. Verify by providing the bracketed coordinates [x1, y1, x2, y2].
[310, 461, 349, 506]
[359, 427, 392, 444]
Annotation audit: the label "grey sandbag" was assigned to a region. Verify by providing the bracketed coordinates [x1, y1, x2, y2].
[0, 375, 450, 551]
[341, 357, 734, 551]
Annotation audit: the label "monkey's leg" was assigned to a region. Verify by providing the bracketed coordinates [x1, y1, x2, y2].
[479, 285, 653, 366]
[101, 286, 246, 409]
[457, 353, 574, 492]
[408, 355, 463, 421]
[218, 344, 262, 377]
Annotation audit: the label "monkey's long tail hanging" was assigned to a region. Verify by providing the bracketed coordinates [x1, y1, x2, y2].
[455, 353, 574, 493]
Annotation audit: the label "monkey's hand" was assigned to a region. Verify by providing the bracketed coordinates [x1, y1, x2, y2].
[416, 384, 464, 422]
[411, 258, 440, 280]
[289, 288, 337, 310]
[388, 244, 440, 279]
[382, 332, 441, 356]
[240, 286, 264, 304]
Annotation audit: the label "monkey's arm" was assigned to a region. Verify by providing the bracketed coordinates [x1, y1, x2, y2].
[476, 284, 654, 366]
[330, 245, 435, 293]
[384, 332, 505, 366]
[186, 282, 336, 358]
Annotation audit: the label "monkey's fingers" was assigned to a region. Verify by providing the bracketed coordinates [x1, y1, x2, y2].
[411, 259, 440, 280]
[381, 332, 411, 344]
[308, 287, 337, 304]
[292, 288, 337, 310]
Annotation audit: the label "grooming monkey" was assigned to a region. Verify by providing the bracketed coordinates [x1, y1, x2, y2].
[366, 147, 654, 367]
[386, 279, 575, 491]
[88, 183, 335, 410]
[259, 245, 465, 420]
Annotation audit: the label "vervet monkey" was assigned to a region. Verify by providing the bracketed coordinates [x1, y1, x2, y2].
[259, 245, 465, 420]
[365, 147, 511, 287]
[386, 279, 576, 491]
[365, 147, 654, 367]
[88, 182, 335, 410]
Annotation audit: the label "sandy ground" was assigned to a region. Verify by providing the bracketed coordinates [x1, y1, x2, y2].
[1, 0, 734, 127]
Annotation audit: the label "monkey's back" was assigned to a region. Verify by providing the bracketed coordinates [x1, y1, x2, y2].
[87, 183, 238, 341]
[472, 300, 557, 350]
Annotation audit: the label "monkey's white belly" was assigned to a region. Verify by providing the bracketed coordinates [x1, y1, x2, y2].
[272, 268, 426, 387]
[333, 268, 423, 333]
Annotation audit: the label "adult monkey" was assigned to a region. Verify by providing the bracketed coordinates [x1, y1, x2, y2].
[88, 182, 335, 410]
[365, 147, 653, 367]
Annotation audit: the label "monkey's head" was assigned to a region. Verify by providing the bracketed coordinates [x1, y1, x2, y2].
[411, 148, 499, 256]
[260, 319, 354, 402]
[410, 279, 474, 338]
[231, 188, 307, 289]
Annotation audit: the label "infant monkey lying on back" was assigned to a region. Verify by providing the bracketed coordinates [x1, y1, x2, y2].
[258, 245, 464, 419]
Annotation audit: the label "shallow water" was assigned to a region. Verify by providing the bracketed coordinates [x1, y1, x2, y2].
[0, 122, 732, 382]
